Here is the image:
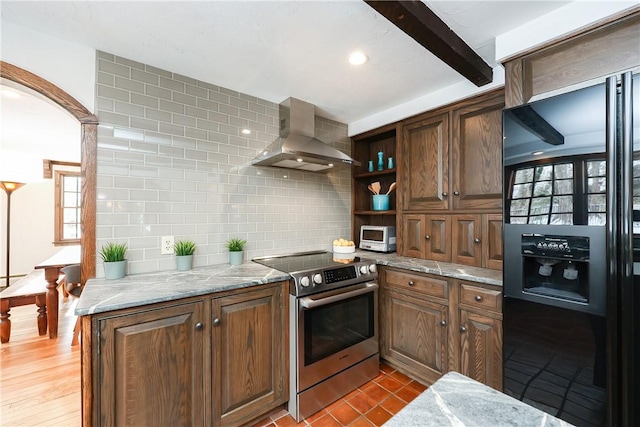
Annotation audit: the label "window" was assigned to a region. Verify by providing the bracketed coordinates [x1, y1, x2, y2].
[55, 170, 82, 244]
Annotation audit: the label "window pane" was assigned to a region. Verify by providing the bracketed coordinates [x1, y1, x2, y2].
[63, 176, 79, 191]
[535, 165, 553, 181]
[531, 197, 551, 215]
[512, 183, 532, 199]
[587, 160, 606, 177]
[550, 214, 573, 225]
[588, 213, 606, 226]
[511, 217, 527, 224]
[555, 163, 573, 179]
[554, 179, 573, 195]
[64, 192, 80, 208]
[529, 215, 549, 224]
[588, 195, 606, 213]
[510, 199, 530, 216]
[552, 196, 573, 213]
[63, 223, 79, 239]
[533, 181, 552, 196]
[514, 168, 534, 184]
[588, 177, 607, 193]
[633, 160, 640, 176]
[64, 208, 79, 223]
[633, 178, 640, 196]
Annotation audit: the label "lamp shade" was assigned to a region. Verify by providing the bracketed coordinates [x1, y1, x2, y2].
[0, 181, 25, 195]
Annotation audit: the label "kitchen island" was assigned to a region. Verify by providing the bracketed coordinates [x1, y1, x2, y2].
[384, 371, 571, 426]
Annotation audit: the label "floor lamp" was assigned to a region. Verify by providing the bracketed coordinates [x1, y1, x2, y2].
[1, 181, 25, 287]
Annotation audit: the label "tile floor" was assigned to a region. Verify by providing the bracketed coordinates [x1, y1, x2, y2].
[251, 363, 427, 427]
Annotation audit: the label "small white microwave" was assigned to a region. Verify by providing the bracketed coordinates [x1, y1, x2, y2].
[359, 225, 396, 252]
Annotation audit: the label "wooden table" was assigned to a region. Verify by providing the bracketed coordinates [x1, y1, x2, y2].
[35, 245, 81, 339]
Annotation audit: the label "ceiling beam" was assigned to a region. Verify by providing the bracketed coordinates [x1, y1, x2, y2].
[364, 0, 493, 87]
[508, 106, 564, 146]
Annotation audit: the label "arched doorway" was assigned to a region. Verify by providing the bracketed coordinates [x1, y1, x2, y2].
[1, 61, 97, 283]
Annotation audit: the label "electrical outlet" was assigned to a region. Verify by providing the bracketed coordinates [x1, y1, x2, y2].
[161, 236, 174, 255]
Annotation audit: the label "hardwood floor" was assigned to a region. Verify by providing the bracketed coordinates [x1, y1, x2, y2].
[0, 296, 81, 427]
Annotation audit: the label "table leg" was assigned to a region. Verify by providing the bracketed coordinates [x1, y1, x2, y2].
[35, 294, 48, 336]
[44, 267, 60, 339]
[0, 299, 10, 343]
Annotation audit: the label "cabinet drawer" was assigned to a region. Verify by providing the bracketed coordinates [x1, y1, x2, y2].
[459, 283, 501, 313]
[385, 269, 448, 300]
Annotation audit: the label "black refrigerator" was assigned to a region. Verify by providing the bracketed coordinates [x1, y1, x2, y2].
[502, 71, 639, 427]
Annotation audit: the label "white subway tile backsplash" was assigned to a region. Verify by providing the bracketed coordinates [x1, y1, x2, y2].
[96, 52, 352, 275]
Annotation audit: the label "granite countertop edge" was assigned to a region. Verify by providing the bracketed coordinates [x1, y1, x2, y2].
[76, 252, 502, 316]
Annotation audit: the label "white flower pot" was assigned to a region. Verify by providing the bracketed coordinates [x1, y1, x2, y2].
[104, 260, 126, 280]
[176, 255, 193, 271]
[229, 251, 243, 266]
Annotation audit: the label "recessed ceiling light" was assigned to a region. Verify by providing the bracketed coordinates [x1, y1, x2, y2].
[348, 51, 368, 66]
[241, 128, 251, 135]
[296, 158, 303, 162]
[532, 151, 544, 156]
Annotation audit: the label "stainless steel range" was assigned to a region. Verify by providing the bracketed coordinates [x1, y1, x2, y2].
[253, 251, 379, 421]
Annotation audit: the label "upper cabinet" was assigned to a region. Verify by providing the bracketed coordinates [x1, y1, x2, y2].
[400, 90, 504, 213]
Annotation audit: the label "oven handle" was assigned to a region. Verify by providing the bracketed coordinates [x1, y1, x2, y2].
[299, 282, 378, 309]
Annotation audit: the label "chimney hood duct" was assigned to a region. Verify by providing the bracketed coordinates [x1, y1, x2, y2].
[251, 97, 359, 173]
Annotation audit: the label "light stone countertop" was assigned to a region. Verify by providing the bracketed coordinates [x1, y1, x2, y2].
[76, 252, 502, 316]
[384, 371, 572, 427]
[75, 262, 290, 316]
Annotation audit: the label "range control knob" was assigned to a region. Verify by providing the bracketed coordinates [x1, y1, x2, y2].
[360, 265, 369, 275]
[300, 276, 310, 287]
[369, 264, 377, 273]
[313, 274, 323, 285]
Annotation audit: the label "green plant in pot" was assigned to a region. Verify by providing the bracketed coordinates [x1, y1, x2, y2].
[225, 237, 246, 266]
[99, 242, 127, 280]
[174, 239, 196, 271]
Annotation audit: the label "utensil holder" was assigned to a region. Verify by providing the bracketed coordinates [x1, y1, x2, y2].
[373, 194, 390, 211]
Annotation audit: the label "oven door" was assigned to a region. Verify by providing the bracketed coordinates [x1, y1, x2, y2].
[296, 282, 378, 392]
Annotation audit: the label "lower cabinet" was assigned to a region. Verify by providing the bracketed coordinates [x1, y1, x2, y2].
[379, 267, 502, 390]
[84, 282, 287, 427]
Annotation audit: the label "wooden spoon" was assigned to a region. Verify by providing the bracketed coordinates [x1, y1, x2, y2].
[372, 181, 381, 195]
[367, 184, 377, 195]
[386, 182, 397, 195]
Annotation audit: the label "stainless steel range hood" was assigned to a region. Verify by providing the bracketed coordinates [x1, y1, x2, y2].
[251, 98, 359, 173]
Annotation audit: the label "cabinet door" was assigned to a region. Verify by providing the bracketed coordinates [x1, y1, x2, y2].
[459, 310, 503, 391]
[425, 215, 451, 262]
[452, 214, 482, 267]
[381, 288, 448, 385]
[451, 95, 504, 210]
[403, 214, 425, 258]
[211, 284, 286, 426]
[98, 302, 205, 427]
[401, 112, 449, 211]
[482, 214, 503, 270]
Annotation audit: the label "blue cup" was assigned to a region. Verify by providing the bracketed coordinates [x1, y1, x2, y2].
[373, 194, 390, 211]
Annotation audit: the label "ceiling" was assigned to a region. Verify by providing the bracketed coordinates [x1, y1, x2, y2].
[0, 0, 581, 182]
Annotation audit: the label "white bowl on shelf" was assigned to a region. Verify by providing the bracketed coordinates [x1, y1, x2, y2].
[333, 245, 356, 254]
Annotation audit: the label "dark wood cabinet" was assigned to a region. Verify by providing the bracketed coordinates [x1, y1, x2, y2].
[379, 267, 503, 390]
[351, 124, 398, 246]
[96, 301, 206, 427]
[402, 214, 450, 262]
[84, 282, 288, 427]
[212, 285, 286, 426]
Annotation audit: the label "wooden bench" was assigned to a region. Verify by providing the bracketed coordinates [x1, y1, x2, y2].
[0, 270, 48, 343]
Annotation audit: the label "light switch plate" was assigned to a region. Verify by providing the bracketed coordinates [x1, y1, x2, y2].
[161, 236, 174, 255]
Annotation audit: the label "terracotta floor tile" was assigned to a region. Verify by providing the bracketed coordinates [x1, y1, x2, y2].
[305, 408, 328, 423]
[364, 406, 393, 425]
[325, 398, 348, 413]
[274, 414, 307, 427]
[379, 395, 407, 415]
[348, 392, 378, 414]
[388, 370, 412, 385]
[376, 376, 403, 393]
[406, 380, 427, 393]
[395, 385, 420, 403]
[251, 416, 275, 427]
[349, 416, 375, 426]
[270, 409, 290, 420]
[379, 364, 395, 375]
[330, 402, 361, 425]
[363, 383, 391, 401]
[343, 388, 362, 401]
[372, 371, 386, 382]
[310, 414, 341, 427]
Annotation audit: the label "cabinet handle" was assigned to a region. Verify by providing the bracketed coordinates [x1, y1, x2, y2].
[213, 318, 221, 326]
[474, 238, 481, 244]
[195, 322, 204, 330]
[408, 280, 415, 287]
[425, 235, 431, 241]
[460, 326, 467, 333]
[453, 191, 460, 196]
[475, 295, 483, 302]
[440, 320, 447, 327]
[442, 192, 448, 197]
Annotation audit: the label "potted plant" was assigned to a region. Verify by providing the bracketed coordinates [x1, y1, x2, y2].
[99, 242, 127, 280]
[174, 239, 196, 271]
[225, 237, 247, 265]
